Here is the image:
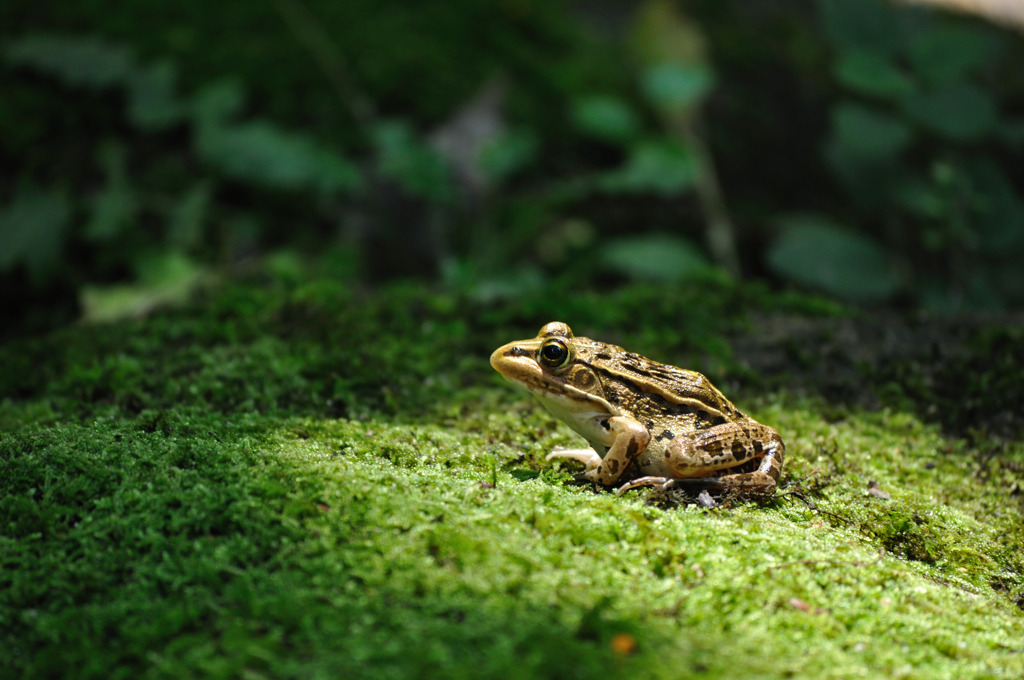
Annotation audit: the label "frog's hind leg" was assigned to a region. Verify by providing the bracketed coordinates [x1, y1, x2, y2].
[716, 425, 786, 497]
[721, 432, 785, 497]
[546, 447, 603, 471]
[617, 422, 784, 499]
[615, 466, 775, 499]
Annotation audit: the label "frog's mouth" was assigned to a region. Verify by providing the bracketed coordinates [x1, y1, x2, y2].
[490, 342, 620, 421]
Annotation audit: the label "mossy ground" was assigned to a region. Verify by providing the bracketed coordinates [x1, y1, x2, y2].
[2, 278, 1022, 679]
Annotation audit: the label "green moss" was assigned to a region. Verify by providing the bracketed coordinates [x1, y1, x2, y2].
[2, 279, 1022, 679]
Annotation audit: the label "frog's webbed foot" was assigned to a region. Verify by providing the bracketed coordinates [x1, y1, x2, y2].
[615, 472, 777, 500]
[545, 447, 602, 471]
[615, 476, 684, 496]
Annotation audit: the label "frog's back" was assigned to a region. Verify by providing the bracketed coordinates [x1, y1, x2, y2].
[577, 339, 748, 426]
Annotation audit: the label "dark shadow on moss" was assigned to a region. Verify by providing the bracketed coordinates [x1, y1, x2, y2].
[732, 313, 1024, 441]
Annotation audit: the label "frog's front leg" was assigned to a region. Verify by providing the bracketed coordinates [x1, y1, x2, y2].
[616, 421, 784, 498]
[545, 416, 649, 485]
[569, 415, 649, 486]
[545, 447, 602, 470]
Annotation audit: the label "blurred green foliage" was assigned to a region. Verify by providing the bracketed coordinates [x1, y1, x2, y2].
[793, 0, 1024, 310]
[1, 0, 1023, 333]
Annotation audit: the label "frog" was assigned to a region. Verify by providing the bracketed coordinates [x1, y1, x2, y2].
[490, 322, 784, 499]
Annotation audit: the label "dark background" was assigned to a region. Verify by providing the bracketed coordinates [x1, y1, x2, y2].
[2, 0, 1023, 334]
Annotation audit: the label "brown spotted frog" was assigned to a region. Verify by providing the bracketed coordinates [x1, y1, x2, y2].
[490, 322, 784, 498]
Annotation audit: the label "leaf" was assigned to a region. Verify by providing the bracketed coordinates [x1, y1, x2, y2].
[966, 159, 1024, 254]
[834, 50, 915, 99]
[127, 60, 185, 131]
[198, 120, 362, 194]
[373, 120, 452, 202]
[832, 102, 912, 162]
[478, 128, 538, 184]
[767, 214, 900, 301]
[598, 140, 695, 195]
[456, 265, 547, 304]
[894, 179, 944, 219]
[628, 0, 712, 121]
[167, 182, 213, 249]
[599, 234, 714, 282]
[190, 79, 247, 128]
[817, 0, 903, 56]
[908, 24, 1002, 86]
[80, 252, 208, 323]
[85, 143, 137, 241]
[629, 0, 708, 67]
[640, 63, 714, 116]
[4, 34, 134, 88]
[572, 96, 640, 144]
[0, 185, 71, 284]
[822, 133, 907, 207]
[903, 83, 997, 141]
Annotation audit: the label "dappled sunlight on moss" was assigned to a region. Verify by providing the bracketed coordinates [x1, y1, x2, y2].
[249, 404, 1024, 678]
[2, 280, 1023, 678]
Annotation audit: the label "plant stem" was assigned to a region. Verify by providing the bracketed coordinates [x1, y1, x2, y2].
[269, 0, 375, 129]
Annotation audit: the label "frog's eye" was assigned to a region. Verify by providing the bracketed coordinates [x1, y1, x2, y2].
[538, 339, 570, 369]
